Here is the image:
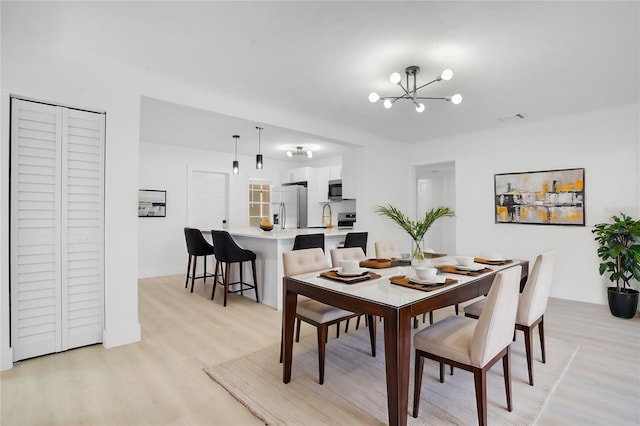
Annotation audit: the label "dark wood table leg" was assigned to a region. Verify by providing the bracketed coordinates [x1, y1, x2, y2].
[383, 307, 412, 426]
[282, 280, 297, 383]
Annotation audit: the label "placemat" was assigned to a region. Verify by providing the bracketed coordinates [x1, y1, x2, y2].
[474, 257, 513, 265]
[435, 265, 493, 276]
[389, 275, 458, 292]
[359, 258, 394, 269]
[319, 270, 382, 284]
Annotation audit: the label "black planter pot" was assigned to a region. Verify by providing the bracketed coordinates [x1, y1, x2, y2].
[607, 287, 639, 319]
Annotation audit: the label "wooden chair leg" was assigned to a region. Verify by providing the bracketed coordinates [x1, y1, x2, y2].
[335, 323, 340, 338]
[455, 303, 459, 315]
[503, 346, 513, 411]
[367, 314, 376, 357]
[344, 319, 350, 333]
[473, 367, 488, 426]
[439, 362, 445, 383]
[356, 315, 361, 330]
[429, 311, 434, 325]
[523, 325, 534, 386]
[185, 254, 192, 288]
[412, 351, 425, 418]
[413, 316, 419, 329]
[539, 316, 546, 364]
[295, 318, 302, 342]
[318, 325, 328, 385]
[251, 259, 259, 303]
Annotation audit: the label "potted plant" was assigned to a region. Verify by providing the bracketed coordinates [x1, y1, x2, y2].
[592, 213, 640, 318]
[375, 204, 455, 264]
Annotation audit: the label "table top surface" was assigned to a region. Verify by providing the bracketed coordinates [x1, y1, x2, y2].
[287, 255, 526, 308]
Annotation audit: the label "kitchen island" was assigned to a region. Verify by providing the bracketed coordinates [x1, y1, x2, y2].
[213, 227, 353, 310]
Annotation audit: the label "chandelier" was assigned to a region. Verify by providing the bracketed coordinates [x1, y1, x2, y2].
[368, 66, 462, 112]
[287, 146, 313, 158]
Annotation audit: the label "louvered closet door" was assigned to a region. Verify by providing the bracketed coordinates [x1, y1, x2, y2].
[61, 107, 105, 351]
[10, 99, 105, 361]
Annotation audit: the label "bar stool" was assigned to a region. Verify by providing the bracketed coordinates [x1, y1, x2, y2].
[292, 233, 325, 252]
[343, 232, 368, 255]
[210, 230, 259, 307]
[184, 227, 219, 293]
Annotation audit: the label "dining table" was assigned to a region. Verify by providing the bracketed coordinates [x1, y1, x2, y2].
[281, 255, 529, 426]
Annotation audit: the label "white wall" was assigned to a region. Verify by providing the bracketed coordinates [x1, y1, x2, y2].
[408, 103, 639, 305]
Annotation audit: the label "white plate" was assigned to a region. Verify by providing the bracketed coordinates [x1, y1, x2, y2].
[336, 268, 369, 277]
[456, 263, 485, 271]
[410, 275, 447, 285]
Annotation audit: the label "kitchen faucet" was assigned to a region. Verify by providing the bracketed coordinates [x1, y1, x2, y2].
[321, 203, 333, 228]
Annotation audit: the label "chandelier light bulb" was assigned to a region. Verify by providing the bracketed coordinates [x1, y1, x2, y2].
[416, 103, 425, 113]
[383, 99, 393, 109]
[451, 94, 463, 104]
[368, 92, 380, 103]
[286, 151, 293, 157]
[389, 72, 402, 85]
[306, 151, 313, 158]
[440, 69, 453, 81]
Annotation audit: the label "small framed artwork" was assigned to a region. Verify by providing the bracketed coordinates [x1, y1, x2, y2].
[494, 168, 585, 226]
[138, 189, 166, 217]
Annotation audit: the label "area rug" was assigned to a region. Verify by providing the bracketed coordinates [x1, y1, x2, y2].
[204, 328, 578, 425]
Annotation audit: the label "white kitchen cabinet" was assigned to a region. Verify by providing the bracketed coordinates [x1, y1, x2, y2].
[10, 98, 105, 361]
[281, 166, 312, 184]
[329, 164, 342, 180]
[341, 148, 358, 199]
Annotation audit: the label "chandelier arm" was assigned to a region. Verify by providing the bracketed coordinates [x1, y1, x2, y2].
[414, 78, 441, 92]
[414, 96, 449, 100]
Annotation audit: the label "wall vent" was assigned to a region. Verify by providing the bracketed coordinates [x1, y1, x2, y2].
[496, 113, 526, 122]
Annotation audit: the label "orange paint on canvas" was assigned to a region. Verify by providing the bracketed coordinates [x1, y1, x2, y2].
[496, 206, 508, 221]
[537, 209, 549, 222]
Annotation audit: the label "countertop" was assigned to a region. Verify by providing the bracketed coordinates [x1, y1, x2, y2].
[214, 226, 352, 240]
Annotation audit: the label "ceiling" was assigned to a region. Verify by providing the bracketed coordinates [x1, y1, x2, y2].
[36, 1, 638, 160]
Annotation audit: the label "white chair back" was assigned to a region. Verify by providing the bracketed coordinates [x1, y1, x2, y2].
[470, 266, 521, 367]
[283, 248, 330, 276]
[516, 249, 556, 326]
[330, 247, 366, 268]
[374, 241, 401, 259]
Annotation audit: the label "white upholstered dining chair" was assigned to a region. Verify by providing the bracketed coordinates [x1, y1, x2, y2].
[374, 240, 402, 259]
[281, 248, 376, 385]
[463, 249, 556, 386]
[412, 266, 522, 426]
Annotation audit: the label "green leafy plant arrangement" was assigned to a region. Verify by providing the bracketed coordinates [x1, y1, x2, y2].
[375, 204, 455, 261]
[592, 213, 640, 291]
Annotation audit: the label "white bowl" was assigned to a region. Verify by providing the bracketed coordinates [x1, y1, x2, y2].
[339, 260, 360, 273]
[415, 267, 437, 281]
[456, 256, 475, 267]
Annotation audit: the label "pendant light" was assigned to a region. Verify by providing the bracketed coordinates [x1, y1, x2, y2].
[255, 126, 263, 170]
[232, 135, 239, 175]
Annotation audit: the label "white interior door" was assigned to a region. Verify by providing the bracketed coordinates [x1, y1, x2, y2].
[187, 169, 227, 230]
[10, 98, 105, 361]
[416, 162, 456, 255]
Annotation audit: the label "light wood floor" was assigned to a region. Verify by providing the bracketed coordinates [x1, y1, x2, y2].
[1, 274, 639, 425]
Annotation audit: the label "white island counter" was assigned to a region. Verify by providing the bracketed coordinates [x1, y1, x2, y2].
[215, 227, 353, 310]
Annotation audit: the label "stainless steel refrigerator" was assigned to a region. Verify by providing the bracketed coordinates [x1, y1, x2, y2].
[271, 184, 308, 229]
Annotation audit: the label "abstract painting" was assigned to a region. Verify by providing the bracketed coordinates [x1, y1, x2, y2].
[138, 189, 166, 217]
[494, 168, 585, 226]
